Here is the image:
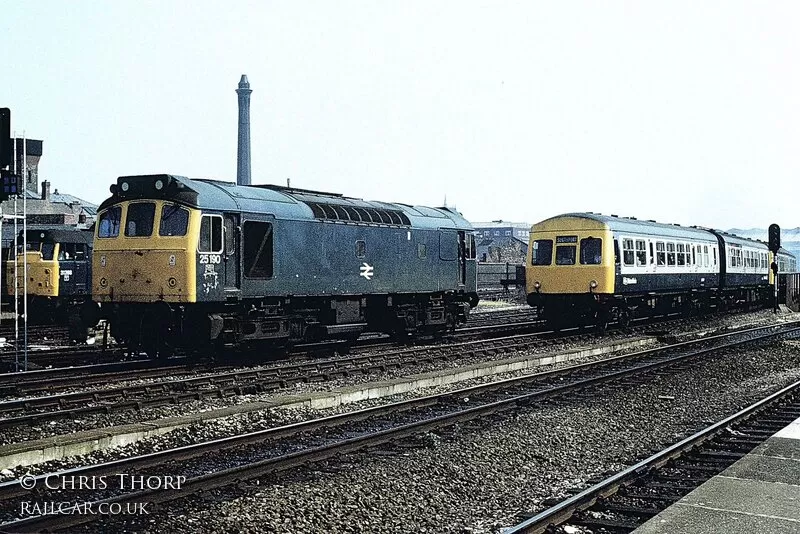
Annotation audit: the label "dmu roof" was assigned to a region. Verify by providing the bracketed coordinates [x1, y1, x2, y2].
[549, 213, 717, 241]
[101, 174, 472, 231]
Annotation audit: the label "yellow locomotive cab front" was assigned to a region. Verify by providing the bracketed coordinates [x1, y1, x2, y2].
[93, 200, 199, 303]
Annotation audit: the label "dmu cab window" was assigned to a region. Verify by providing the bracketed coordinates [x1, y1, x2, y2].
[532, 239, 553, 266]
[199, 215, 223, 253]
[243, 221, 273, 278]
[555, 236, 577, 265]
[98, 206, 122, 238]
[580, 238, 602, 265]
[125, 203, 155, 237]
[159, 205, 189, 237]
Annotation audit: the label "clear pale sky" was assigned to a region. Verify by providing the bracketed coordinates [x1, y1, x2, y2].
[2, 1, 798, 229]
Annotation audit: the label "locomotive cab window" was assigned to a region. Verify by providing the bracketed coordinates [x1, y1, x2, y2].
[199, 215, 223, 253]
[159, 204, 189, 237]
[580, 237, 602, 265]
[58, 243, 75, 261]
[40, 243, 55, 261]
[532, 239, 553, 266]
[243, 221, 273, 278]
[125, 202, 156, 237]
[355, 240, 366, 258]
[98, 206, 122, 238]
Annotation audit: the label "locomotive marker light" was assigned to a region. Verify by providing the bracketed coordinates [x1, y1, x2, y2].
[769, 223, 780, 313]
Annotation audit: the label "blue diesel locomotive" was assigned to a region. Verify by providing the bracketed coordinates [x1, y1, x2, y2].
[93, 174, 479, 357]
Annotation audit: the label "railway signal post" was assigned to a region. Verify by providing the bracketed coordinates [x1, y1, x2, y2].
[769, 223, 781, 313]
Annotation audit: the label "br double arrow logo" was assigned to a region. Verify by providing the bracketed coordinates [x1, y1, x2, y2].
[359, 263, 374, 280]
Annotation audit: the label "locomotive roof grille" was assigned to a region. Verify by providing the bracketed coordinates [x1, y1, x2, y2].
[305, 201, 411, 226]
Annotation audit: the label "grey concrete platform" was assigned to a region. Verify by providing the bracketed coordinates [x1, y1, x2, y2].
[634, 416, 800, 533]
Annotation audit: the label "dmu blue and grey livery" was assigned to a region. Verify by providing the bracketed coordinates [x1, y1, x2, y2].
[526, 213, 795, 330]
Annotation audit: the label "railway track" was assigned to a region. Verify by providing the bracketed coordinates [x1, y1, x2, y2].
[1, 321, 797, 531]
[505, 377, 800, 533]
[0, 311, 771, 429]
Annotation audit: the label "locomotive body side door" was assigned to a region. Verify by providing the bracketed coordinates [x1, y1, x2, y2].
[223, 213, 241, 297]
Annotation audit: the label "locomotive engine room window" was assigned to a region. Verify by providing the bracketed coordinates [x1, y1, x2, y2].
[98, 206, 122, 238]
[125, 202, 156, 237]
[355, 240, 366, 258]
[635, 240, 646, 266]
[580, 237, 602, 265]
[622, 238, 634, 266]
[656, 242, 666, 266]
[666, 242, 676, 266]
[532, 239, 553, 265]
[199, 215, 223, 254]
[159, 205, 189, 237]
[676, 244, 686, 266]
[418, 243, 427, 259]
[243, 221, 274, 278]
[556, 245, 576, 265]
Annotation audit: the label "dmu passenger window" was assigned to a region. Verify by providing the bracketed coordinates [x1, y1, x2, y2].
[243, 221, 274, 278]
[666, 243, 676, 266]
[125, 203, 156, 237]
[199, 215, 223, 253]
[159, 205, 189, 237]
[580, 238, 602, 265]
[532, 240, 553, 266]
[635, 240, 646, 266]
[622, 239, 634, 266]
[677, 244, 685, 266]
[656, 242, 666, 266]
[98, 206, 122, 238]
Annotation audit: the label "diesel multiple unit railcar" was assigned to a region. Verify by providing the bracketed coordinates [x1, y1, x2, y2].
[4, 227, 95, 339]
[525, 213, 796, 331]
[93, 174, 479, 357]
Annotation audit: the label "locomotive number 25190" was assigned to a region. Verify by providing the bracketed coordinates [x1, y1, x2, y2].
[199, 254, 222, 264]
